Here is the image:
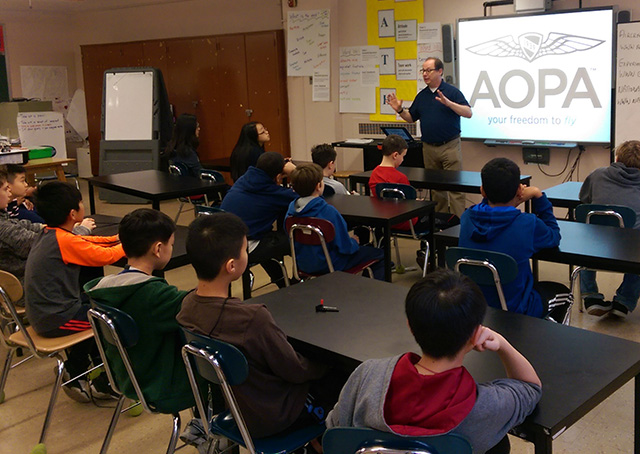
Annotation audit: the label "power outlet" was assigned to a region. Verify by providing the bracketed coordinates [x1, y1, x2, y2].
[522, 147, 550, 165]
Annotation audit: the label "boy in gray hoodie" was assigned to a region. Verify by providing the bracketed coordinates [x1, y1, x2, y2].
[580, 140, 640, 318]
[326, 269, 541, 454]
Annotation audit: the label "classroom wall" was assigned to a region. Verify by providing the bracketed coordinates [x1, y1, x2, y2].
[283, 0, 640, 206]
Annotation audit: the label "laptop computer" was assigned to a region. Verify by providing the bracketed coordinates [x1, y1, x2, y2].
[380, 126, 416, 143]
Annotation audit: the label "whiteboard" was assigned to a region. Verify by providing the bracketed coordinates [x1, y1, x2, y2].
[615, 21, 640, 148]
[104, 71, 153, 141]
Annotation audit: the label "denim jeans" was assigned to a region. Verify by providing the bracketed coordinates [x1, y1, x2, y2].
[580, 269, 640, 312]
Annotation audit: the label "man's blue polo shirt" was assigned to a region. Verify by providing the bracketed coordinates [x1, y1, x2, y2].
[408, 81, 469, 144]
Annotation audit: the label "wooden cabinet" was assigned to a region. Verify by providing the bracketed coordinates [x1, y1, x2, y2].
[81, 30, 290, 175]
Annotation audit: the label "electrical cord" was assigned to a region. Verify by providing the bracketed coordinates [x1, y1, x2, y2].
[537, 147, 574, 177]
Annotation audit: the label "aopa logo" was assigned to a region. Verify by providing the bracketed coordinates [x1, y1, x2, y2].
[466, 33, 604, 62]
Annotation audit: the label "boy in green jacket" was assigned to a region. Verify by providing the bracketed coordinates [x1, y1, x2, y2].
[84, 208, 193, 414]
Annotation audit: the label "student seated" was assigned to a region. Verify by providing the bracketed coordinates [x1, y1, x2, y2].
[326, 269, 542, 454]
[24, 182, 125, 402]
[459, 157, 569, 321]
[220, 151, 296, 288]
[84, 208, 195, 414]
[177, 212, 338, 438]
[286, 163, 384, 280]
[0, 167, 44, 304]
[166, 113, 203, 177]
[311, 143, 350, 195]
[6, 164, 44, 223]
[579, 140, 640, 319]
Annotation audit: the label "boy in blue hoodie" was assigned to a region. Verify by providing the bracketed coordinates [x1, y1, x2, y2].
[220, 151, 297, 292]
[579, 140, 640, 318]
[459, 158, 569, 321]
[286, 163, 384, 280]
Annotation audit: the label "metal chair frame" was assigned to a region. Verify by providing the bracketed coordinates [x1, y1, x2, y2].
[0, 270, 98, 446]
[574, 204, 637, 312]
[378, 184, 429, 277]
[169, 163, 209, 222]
[88, 304, 182, 454]
[286, 217, 376, 281]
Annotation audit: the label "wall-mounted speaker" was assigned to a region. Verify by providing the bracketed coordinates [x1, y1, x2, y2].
[617, 10, 632, 24]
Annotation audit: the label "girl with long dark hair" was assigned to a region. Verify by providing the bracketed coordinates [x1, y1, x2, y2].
[166, 114, 202, 177]
[230, 121, 270, 182]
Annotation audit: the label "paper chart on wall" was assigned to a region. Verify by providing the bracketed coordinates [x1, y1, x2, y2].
[20, 66, 68, 101]
[417, 23, 443, 92]
[339, 46, 376, 114]
[17, 111, 67, 158]
[287, 9, 330, 77]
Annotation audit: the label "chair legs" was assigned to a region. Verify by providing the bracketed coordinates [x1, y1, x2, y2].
[166, 413, 181, 454]
[39, 356, 66, 444]
[0, 347, 15, 402]
[99, 395, 127, 454]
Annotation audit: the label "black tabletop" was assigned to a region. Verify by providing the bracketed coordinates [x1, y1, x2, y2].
[435, 220, 640, 274]
[257, 272, 640, 442]
[86, 170, 227, 200]
[91, 213, 189, 271]
[349, 167, 532, 193]
[543, 181, 582, 209]
[325, 194, 435, 225]
[201, 157, 231, 172]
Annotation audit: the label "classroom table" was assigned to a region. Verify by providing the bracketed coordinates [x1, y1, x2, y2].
[254, 272, 640, 454]
[23, 157, 77, 186]
[325, 194, 436, 282]
[349, 167, 532, 196]
[201, 157, 231, 173]
[543, 181, 582, 220]
[433, 220, 640, 277]
[85, 170, 228, 214]
[91, 213, 189, 271]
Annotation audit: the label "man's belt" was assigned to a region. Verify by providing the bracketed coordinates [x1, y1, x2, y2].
[424, 134, 460, 147]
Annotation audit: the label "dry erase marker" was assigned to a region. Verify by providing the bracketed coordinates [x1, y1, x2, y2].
[316, 298, 339, 312]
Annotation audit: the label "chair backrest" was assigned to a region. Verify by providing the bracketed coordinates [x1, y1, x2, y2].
[200, 169, 225, 183]
[0, 270, 37, 353]
[168, 162, 187, 176]
[575, 203, 636, 228]
[323, 184, 336, 197]
[375, 183, 417, 200]
[445, 247, 518, 311]
[180, 327, 254, 452]
[285, 216, 337, 276]
[322, 427, 472, 454]
[86, 302, 156, 411]
[195, 205, 226, 217]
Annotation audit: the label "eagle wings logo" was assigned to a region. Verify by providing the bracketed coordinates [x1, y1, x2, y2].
[466, 33, 604, 62]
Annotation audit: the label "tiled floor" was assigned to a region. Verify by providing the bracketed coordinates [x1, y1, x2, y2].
[0, 183, 637, 453]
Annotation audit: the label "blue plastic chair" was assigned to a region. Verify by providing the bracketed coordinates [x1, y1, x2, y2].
[181, 328, 325, 454]
[375, 183, 430, 277]
[88, 303, 186, 454]
[322, 427, 472, 454]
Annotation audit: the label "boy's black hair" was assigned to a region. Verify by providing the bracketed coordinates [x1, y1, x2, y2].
[381, 134, 408, 156]
[34, 182, 82, 227]
[186, 212, 248, 281]
[481, 157, 521, 204]
[405, 268, 486, 359]
[290, 163, 323, 197]
[311, 144, 337, 169]
[6, 164, 26, 183]
[119, 208, 176, 258]
[256, 151, 285, 180]
[0, 167, 7, 185]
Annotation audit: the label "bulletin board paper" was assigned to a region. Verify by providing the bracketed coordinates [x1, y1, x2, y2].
[340, 47, 376, 114]
[287, 9, 330, 77]
[17, 111, 67, 158]
[20, 66, 68, 101]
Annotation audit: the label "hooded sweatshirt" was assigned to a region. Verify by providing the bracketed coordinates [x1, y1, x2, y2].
[84, 272, 193, 414]
[286, 196, 359, 273]
[221, 166, 297, 241]
[459, 194, 560, 317]
[326, 354, 541, 454]
[580, 162, 640, 229]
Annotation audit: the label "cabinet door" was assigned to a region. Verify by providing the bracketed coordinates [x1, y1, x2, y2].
[245, 30, 290, 157]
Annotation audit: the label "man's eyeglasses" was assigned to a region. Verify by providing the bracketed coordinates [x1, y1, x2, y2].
[420, 68, 437, 74]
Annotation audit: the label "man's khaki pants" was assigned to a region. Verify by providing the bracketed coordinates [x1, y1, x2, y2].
[422, 138, 465, 217]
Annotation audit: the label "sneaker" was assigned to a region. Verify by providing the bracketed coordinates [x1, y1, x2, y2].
[584, 297, 612, 316]
[60, 369, 91, 403]
[611, 301, 630, 319]
[90, 370, 119, 400]
[180, 418, 207, 447]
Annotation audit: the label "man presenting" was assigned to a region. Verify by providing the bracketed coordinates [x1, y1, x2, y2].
[387, 57, 471, 218]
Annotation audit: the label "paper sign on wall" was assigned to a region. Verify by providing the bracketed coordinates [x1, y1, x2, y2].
[17, 111, 67, 158]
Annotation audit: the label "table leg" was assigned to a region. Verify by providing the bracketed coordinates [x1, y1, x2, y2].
[635, 375, 639, 454]
[384, 223, 392, 282]
[152, 200, 160, 210]
[533, 258, 539, 282]
[533, 430, 553, 454]
[88, 183, 96, 215]
[54, 165, 67, 182]
[428, 209, 436, 270]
